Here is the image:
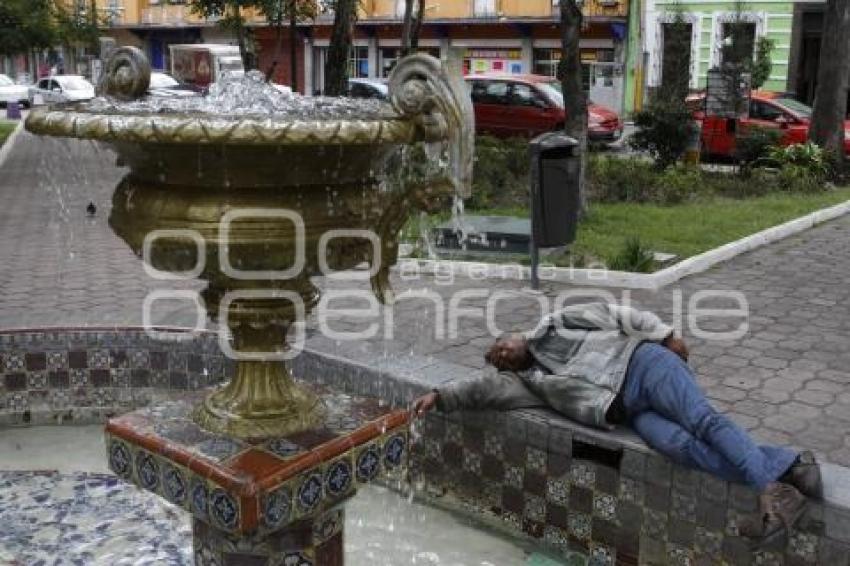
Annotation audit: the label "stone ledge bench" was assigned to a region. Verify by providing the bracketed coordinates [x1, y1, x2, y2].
[294, 344, 850, 566]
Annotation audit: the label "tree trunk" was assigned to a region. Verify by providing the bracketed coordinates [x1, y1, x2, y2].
[324, 0, 356, 96]
[233, 6, 250, 70]
[289, 0, 298, 91]
[808, 0, 850, 173]
[559, 0, 588, 214]
[265, 0, 285, 82]
[401, 0, 415, 56]
[411, 0, 425, 51]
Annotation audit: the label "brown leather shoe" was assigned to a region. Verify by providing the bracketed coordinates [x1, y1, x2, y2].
[738, 482, 807, 548]
[780, 451, 823, 500]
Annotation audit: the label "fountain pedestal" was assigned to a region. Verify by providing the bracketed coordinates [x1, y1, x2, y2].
[105, 386, 409, 565]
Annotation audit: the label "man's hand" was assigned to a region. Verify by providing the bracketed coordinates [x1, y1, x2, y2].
[411, 391, 440, 418]
[662, 334, 689, 362]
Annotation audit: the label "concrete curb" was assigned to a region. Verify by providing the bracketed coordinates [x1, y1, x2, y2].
[0, 119, 24, 171]
[398, 198, 850, 290]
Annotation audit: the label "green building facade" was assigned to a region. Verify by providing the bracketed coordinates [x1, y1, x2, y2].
[640, 0, 801, 104]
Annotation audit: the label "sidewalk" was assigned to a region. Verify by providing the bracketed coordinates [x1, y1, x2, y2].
[2, 132, 849, 466]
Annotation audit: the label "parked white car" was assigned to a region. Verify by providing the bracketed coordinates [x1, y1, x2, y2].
[0, 74, 29, 107]
[148, 72, 202, 98]
[28, 75, 95, 105]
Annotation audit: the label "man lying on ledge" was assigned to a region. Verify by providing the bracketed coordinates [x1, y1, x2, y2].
[413, 302, 821, 545]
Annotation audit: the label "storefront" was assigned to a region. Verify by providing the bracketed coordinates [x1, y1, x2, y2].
[463, 48, 525, 75]
[284, 19, 627, 111]
[530, 43, 624, 111]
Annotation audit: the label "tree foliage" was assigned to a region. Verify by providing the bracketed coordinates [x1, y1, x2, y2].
[0, 0, 55, 56]
[189, 0, 314, 70]
[263, 0, 318, 86]
[0, 0, 103, 57]
[630, 97, 696, 170]
[750, 36, 775, 90]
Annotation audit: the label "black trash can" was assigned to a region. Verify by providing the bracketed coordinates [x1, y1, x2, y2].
[529, 132, 581, 248]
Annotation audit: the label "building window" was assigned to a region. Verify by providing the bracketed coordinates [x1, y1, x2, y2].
[661, 21, 692, 88]
[533, 48, 614, 91]
[312, 46, 370, 93]
[349, 46, 370, 78]
[721, 22, 756, 66]
[533, 48, 560, 78]
[473, 0, 497, 17]
[380, 47, 440, 77]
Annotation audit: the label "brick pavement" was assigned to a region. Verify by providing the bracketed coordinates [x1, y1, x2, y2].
[2, 131, 850, 466]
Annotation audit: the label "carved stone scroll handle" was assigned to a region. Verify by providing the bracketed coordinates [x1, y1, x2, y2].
[97, 46, 151, 101]
[388, 54, 475, 199]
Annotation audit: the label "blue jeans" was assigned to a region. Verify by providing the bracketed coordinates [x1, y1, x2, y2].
[622, 343, 797, 490]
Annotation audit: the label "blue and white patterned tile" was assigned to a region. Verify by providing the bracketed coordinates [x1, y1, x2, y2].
[0, 471, 192, 564]
[356, 445, 381, 483]
[297, 472, 324, 513]
[325, 459, 353, 499]
[262, 486, 292, 530]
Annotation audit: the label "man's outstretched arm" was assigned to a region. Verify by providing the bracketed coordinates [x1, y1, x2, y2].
[412, 369, 543, 416]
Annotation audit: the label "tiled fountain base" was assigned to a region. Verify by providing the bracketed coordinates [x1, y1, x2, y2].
[105, 387, 409, 565]
[4, 328, 850, 565]
[0, 328, 233, 426]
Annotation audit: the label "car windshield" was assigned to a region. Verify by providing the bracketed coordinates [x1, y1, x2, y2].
[58, 77, 91, 91]
[0, 75, 12, 87]
[150, 73, 179, 89]
[775, 97, 813, 118]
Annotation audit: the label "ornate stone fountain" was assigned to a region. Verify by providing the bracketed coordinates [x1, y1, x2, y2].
[26, 47, 473, 565]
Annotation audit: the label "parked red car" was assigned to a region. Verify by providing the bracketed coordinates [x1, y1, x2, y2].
[689, 91, 850, 158]
[465, 74, 623, 141]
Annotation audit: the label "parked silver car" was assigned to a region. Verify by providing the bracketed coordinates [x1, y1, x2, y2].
[28, 75, 95, 105]
[0, 74, 29, 107]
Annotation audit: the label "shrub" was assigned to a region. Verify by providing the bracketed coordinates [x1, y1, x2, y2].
[776, 164, 827, 193]
[630, 98, 696, 170]
[587, 158, 700, 204]
[470, 136, 530, 209]
[587, 156, 658, 203]
[735, 127, 783, 170]
[606, 237, 655, 273]
[655, 165, 702, 204]
[768, 142, 831, 179]
[709, 169, 776, 198]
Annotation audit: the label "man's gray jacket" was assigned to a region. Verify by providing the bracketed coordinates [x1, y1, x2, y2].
[436, 303, 674, 429]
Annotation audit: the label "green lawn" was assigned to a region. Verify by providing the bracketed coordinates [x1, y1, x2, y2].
[0, 121, 17, 148]
[471, 188, 850, 266]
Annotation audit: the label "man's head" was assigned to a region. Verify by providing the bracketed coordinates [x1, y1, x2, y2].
[485, 333, 533, 372]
